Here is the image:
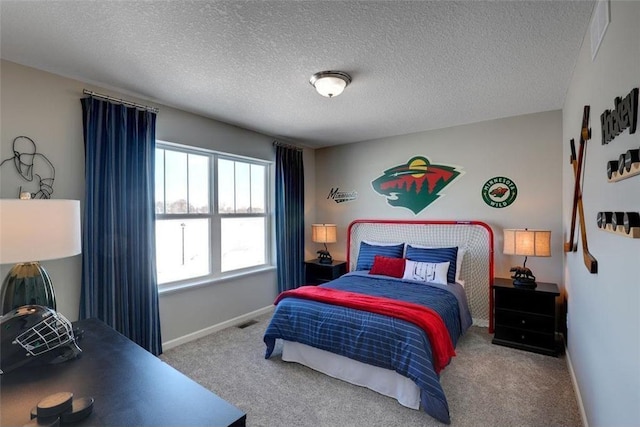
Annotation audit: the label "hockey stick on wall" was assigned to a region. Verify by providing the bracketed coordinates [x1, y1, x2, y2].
[564, 106, 598, 273]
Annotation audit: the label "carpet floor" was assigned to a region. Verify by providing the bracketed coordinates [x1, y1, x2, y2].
[160, 312, 582, 427]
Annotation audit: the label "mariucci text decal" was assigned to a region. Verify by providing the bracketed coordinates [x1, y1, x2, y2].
[327, 188, 358, 203]
[371, 156, 463, 214]
[482, 176, 518, 208]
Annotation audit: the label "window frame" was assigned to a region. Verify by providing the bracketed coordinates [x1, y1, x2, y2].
[155, 141, 273, 290]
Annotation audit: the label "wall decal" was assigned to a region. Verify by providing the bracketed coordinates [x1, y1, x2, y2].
[565, 106, 598, 274]
[371, 156, 463, 214]
[327, 187, 358, 203]
[481, 176, 518, 208]
[0, 135, 55, 199]
[600, 87, 638, 145]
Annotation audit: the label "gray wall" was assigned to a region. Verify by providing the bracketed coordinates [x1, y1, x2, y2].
[312, 110, 564, 285]
[561, 2, 640, 426]
[0, 60, 283, 346]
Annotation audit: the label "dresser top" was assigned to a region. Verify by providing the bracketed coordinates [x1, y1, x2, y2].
[493, 277, 560, 295]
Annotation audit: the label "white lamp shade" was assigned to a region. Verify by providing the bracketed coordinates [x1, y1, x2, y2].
[503, 229, 551, 257]
[312, 224, 337, 244]
[0, 199, 81, 264]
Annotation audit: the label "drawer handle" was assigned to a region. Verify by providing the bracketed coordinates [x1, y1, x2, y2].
[521, 319, 526, 325]
[521, 335, 526, 340]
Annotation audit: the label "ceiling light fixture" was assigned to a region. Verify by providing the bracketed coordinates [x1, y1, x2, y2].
[309, 71, 351, 98]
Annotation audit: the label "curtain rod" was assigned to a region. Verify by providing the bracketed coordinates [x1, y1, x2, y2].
[273, 141, 303, 151]
[83, 89, 159, 114]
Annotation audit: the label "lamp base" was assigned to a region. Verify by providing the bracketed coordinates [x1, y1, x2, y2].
[1, 262, 57, 315]
[509, 265, 537, 289]
[317, 249, 333, 264]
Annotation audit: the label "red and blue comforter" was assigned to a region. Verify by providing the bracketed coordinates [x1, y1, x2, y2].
[263, 272, 472, 424]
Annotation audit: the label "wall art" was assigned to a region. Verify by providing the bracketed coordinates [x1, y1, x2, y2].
[371, 156, 463, 214]
[606, 146, 640, 181]
[326, 187, 358, 203]
[0, 136, 55, 199]
[565, 106, 598, 274]
[600, 87, 638, 145]
[481, 176, 518, 208]
[596, 211, 640, 238]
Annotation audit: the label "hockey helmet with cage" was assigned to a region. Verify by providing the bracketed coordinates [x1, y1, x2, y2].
[0, 305, 82, 374]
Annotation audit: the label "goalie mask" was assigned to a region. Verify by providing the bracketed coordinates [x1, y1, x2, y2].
[1, 305, 82, 374]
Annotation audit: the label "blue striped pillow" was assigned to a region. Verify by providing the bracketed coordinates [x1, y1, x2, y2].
[356, 242, 404, 271]
[405, 245, 458, 284]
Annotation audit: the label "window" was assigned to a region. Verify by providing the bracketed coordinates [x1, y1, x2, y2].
[155, 143, 270, 286]
[217, 158, 267, 272]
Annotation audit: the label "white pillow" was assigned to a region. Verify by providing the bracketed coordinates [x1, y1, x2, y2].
[362, 240, 405, 246]
[408, 244, 465, 284]
[402, 260, 450, 285]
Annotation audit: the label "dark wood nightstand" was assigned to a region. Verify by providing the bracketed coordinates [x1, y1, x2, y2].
[304, 259, 347, 285]
[492, 277, 560, 356]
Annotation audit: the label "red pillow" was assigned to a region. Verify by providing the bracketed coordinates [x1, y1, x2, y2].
[369, 255, 406, 278]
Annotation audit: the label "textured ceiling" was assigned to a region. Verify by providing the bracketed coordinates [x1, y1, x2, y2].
[0, 1, 594, 148]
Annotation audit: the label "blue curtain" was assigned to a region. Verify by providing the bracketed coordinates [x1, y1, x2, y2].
[275, 144, 305, 293]
[80, 97, 162, 355]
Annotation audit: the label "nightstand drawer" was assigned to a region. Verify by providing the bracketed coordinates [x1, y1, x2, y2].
[494, 326, 555, 350]
[494, 289, 555, 315]
[495, 309, 554, 333]
[304, 260, 347, 285]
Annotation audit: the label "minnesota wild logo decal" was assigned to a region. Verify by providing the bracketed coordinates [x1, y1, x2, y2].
[371, 156, 463, 214]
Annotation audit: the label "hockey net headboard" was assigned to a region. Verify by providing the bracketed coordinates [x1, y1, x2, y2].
[347, 220, 494, 328]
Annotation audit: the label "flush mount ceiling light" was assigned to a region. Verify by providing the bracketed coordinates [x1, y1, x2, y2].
[309, 71, 351, 98]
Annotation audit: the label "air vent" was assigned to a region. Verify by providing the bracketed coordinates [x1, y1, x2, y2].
[590, 0, 609, 61]
[236, 319, 258, 329]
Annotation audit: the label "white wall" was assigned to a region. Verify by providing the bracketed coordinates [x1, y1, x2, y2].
[562, 2, 640, 426]
[313, 111, 564, 286]
[0, 60, 285, 345]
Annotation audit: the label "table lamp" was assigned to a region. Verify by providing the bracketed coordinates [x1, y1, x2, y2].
[312, 224, 337, 264]
[0, 199, 81, 314]
[503, 228, 551, 288]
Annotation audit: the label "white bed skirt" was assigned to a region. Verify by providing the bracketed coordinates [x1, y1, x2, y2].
[281, 340, 421, 410]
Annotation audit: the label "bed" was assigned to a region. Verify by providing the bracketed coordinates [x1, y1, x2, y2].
[264, 220, 494, 424]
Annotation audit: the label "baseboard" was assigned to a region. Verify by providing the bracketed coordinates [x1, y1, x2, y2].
[565, 347, 589, 427]
[162, 305, 274, 351]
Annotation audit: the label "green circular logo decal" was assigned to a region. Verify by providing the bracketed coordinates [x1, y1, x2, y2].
[482, 176, 518, 208]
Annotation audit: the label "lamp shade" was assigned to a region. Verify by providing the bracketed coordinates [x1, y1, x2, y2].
[503, 229, 551, 257]
[309, 71, 351, 98]
[311, 224, 337, 244]
[0, 199, 81, 264]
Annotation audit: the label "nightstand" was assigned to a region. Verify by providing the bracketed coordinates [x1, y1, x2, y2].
[492, 277, 560, 356]
[304, 259, 347, 285]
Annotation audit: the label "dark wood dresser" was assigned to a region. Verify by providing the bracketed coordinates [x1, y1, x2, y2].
[492, 277, 560, 356]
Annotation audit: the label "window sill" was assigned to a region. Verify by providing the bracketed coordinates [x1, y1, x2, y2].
[158, 265, 276, 296]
